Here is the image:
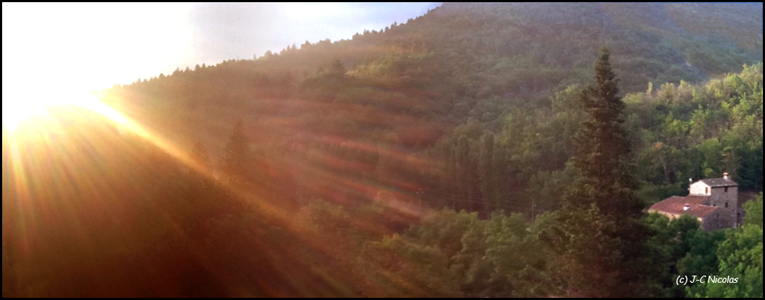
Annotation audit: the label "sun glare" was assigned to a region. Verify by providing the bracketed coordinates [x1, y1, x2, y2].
[1, 92, 121, 134]
[1, 90, 95, 132]
[2, 99, 50, 132]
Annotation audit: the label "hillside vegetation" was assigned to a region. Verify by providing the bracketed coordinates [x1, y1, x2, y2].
[94, 2, 762, 213]
[3, 2, 763, 297]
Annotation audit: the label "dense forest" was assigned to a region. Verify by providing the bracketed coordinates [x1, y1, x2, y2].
[3, 2, 763, 297]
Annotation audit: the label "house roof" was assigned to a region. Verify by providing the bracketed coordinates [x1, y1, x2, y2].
[698, 178, 738, 187]
[649, 195, 719, 219]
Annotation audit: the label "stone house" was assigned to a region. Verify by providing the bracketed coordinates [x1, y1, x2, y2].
[648, 172, 738, 231]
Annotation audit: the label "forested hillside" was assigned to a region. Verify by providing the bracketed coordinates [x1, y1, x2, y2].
[98, 3, 763, 142]
[3, 2, 763, 298]
[93, 2, 762, 214]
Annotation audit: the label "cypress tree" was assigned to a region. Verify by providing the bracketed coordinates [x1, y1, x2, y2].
[191, 141, 210, 171]
[221, 121, 252, 182]
[330, 59, 346, 77]
[567, 46, 642, 218]
[545, 47, 659, 298]
[457, 135, 470, 209]
[478, 133, 495, 214]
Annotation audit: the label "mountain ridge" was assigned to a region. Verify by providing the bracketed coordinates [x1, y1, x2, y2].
[95, 2, 763, 164]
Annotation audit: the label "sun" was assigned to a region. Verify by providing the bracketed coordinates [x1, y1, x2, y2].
[2, 91, 136, 138]
[1, 93, 103, 133]
[2, 99, 49, 132]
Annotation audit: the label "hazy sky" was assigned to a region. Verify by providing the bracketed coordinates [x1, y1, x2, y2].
[2, 3, 440, 104]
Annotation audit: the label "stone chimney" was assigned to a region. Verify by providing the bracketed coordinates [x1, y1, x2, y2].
[683, 203, 690, 211]
[723, 172, 729, 180]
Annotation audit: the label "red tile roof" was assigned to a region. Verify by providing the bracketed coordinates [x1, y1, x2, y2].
[649, 195, 719, 218]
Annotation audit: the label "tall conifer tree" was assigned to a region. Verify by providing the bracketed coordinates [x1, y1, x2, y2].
[567, 46, 642, 218]
[478, 133, 495, 213]
[544, 47, 659, 298]
[221, 121, 252, 182]
[191, 141, 210, 170]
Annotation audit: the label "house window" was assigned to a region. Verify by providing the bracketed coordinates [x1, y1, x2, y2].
[725, 202, 728, 208]
[706, 187, 709, 194]
[725, 187, 728, 192]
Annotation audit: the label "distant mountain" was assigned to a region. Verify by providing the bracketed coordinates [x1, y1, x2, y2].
[429, 2, 762, 88]
[96, 2, 763, 159]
